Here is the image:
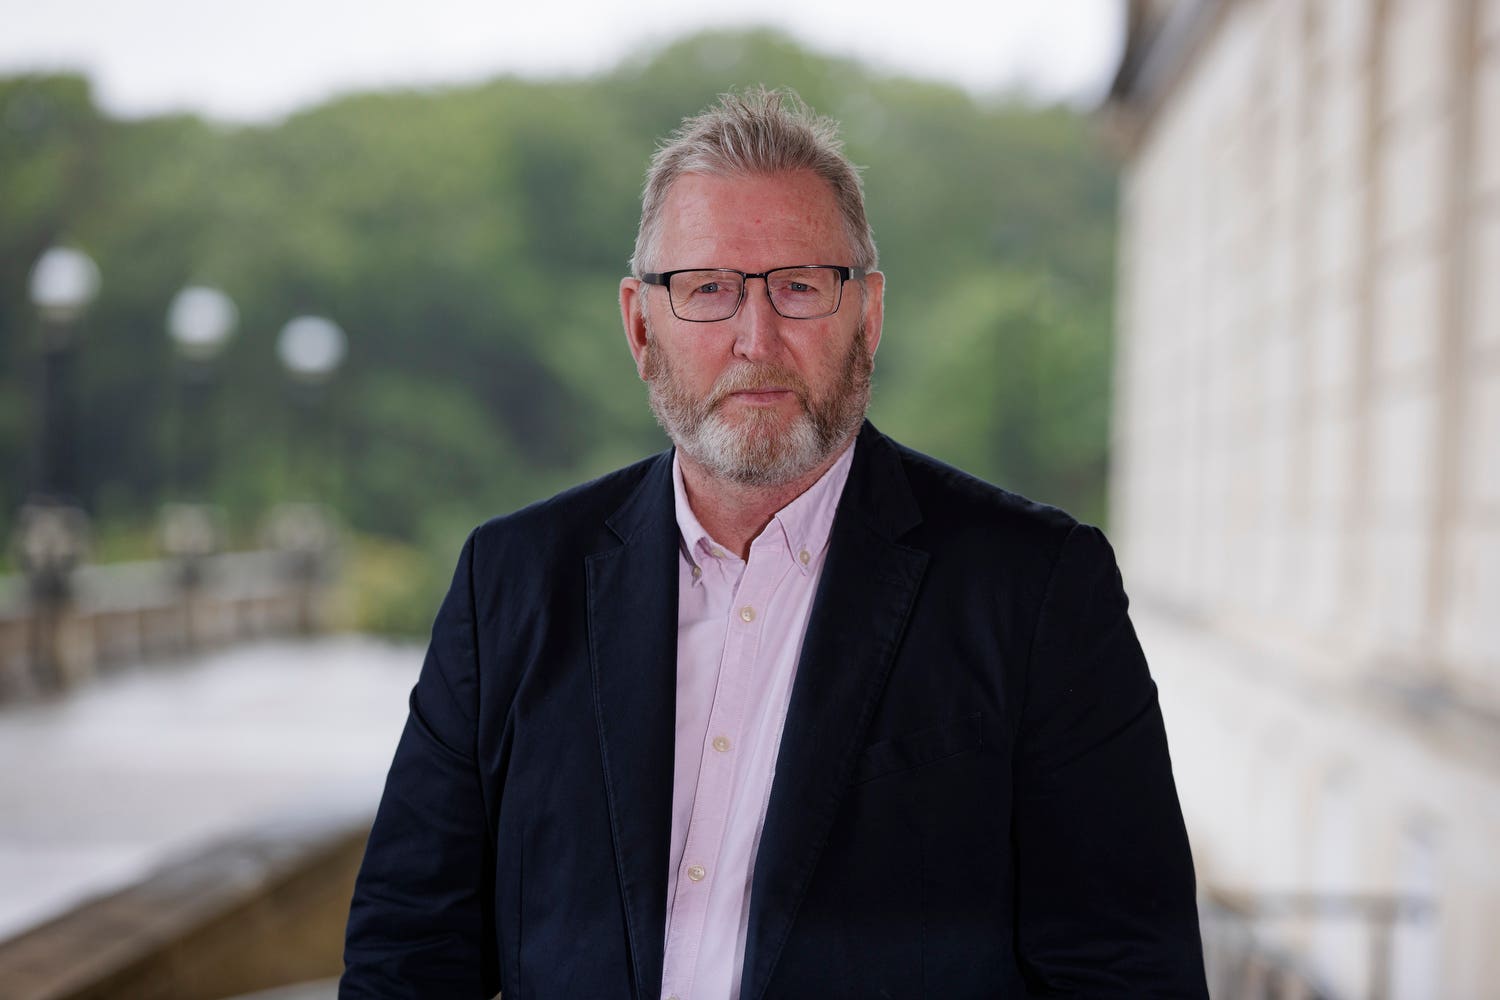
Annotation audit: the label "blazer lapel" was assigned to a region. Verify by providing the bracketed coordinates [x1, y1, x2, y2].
[587, 451, 679, 1000]
[741, 423, 929, 1000]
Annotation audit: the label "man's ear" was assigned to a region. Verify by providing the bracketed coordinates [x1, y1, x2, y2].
[861, 270, 886, 359]
[620, 277, 651, 379]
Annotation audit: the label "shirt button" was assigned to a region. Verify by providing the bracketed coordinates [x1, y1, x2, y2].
[712, 735, 731, 752]
[710, 547, 725, 559]
[687, 864, 707, 882]
[691, 565, 702, 578]
[739, 606, 755, 622]
[799, 549, 810, 565]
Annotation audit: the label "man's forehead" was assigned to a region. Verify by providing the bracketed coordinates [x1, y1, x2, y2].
[657, 170, 849, 262]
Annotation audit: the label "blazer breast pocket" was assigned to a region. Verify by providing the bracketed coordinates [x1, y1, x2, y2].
[854, 712, 984, 785]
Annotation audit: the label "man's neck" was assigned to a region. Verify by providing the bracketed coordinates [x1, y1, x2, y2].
[677, 437, 854, 560]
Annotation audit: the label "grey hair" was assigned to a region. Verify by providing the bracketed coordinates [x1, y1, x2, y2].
[629, 87, 878, 277]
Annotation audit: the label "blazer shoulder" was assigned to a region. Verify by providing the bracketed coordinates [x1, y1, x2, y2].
[890, 439, 1082, 554]
[469, 450, 668, 562]
[874, 435, 1133, 600]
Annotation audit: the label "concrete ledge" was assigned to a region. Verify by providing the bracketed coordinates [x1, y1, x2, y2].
[0, 810, 369, 1000]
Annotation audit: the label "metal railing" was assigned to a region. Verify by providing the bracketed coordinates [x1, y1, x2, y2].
[1201, 886, 1436, 999]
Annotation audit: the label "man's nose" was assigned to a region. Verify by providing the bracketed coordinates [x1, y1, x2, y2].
[731, 277, 783, 360]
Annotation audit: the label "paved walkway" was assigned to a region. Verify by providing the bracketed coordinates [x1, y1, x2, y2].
[0, 634, 420, 941]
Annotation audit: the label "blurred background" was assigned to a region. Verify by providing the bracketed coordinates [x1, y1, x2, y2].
[0, 0, 1494, 997]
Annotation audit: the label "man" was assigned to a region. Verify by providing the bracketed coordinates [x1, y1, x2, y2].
[343, 89, 1208, 999]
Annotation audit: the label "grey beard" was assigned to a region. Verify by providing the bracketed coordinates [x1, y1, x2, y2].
[643, 323, 872, 488]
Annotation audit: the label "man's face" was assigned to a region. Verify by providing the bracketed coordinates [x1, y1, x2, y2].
[620, 170, 884, 486]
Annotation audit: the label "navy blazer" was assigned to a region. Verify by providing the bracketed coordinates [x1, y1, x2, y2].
[342, 421, 1208, 998]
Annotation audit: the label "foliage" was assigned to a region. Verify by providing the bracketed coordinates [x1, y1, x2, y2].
[0, 31, 1117, 633]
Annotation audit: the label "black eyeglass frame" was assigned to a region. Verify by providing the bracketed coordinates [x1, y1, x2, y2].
[639, 265, 868, 322]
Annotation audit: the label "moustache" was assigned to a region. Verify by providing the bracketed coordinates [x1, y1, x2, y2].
[704, 365, 811, 413]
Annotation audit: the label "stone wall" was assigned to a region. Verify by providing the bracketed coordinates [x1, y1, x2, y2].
[1111, 0, 1500, 995]
[0, 813, 366, 1000]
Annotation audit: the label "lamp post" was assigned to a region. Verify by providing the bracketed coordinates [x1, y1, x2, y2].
[276, 314, 346, 500]
[166, 287, 237, 502]
[270, 315, 347, 633]
[160, 287, 238, 642]
[167, 285, 238, 366]
[276, 314, 346, 385]
[13, 245, 100, 691]
[27, 246, 99, 500]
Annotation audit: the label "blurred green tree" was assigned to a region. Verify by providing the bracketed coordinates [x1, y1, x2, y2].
[0, 30, 1116, 630]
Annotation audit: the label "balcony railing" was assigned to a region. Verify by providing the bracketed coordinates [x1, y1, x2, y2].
[0, 518, 337, 702]
[1201, 886, 1436, 1000]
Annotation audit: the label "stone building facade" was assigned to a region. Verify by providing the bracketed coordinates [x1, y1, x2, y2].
[1108, 0, 1500, 995]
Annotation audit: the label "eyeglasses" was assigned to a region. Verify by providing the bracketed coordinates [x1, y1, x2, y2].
[640, 265, 867, 322]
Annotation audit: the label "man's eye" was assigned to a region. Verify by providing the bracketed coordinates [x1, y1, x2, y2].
[696, 282, 722, 294]
[785, 282, 812, 293]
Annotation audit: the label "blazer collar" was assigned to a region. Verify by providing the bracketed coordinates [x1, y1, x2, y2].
[588, 449, 678, 1000]
[836, 419, 924, 541]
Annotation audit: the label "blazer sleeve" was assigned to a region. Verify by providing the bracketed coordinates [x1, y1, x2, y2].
[341, 530, 501, 999]
[1013, 523, 1208, 998]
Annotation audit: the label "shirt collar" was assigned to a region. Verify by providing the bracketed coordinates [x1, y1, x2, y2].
[671, 438, 857, 576]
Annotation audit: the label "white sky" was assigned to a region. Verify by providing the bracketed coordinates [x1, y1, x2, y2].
[0, 0, 1124, 123]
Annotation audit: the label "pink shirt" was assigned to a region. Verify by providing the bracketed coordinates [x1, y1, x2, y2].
[660, 441, 856, 1000]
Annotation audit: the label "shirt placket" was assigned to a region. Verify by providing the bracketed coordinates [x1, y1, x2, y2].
[660, 545, 781, 1000]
